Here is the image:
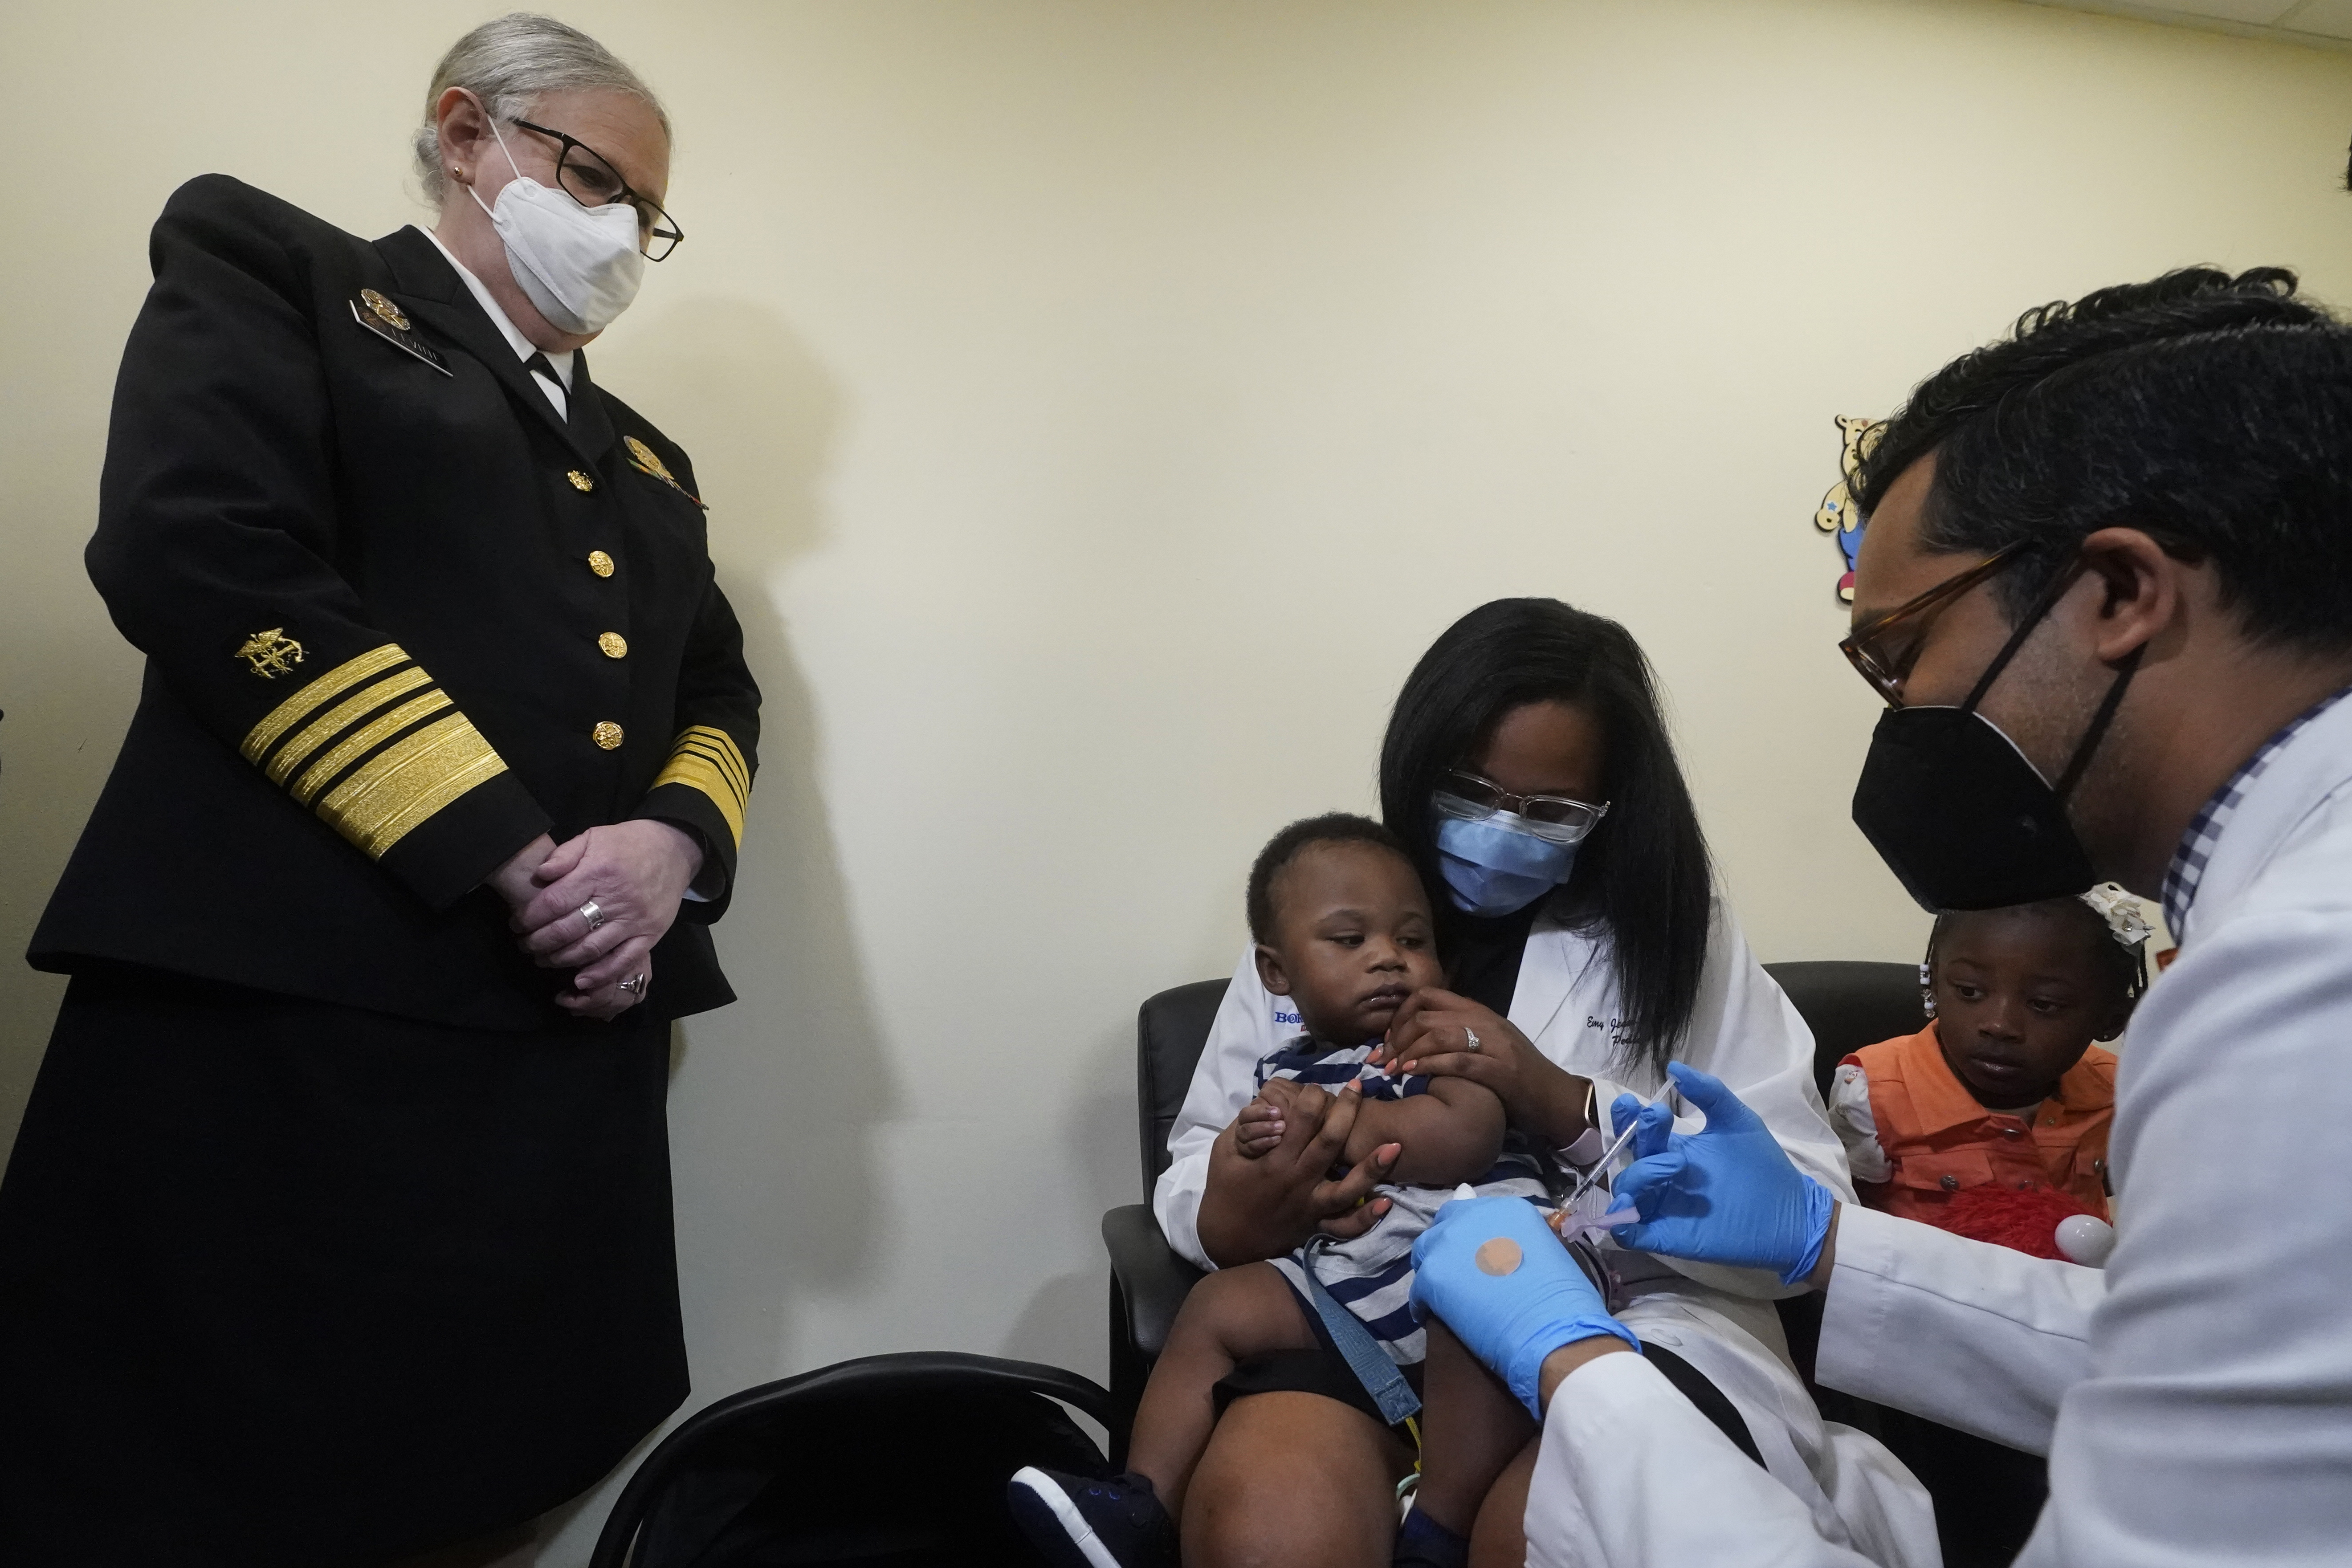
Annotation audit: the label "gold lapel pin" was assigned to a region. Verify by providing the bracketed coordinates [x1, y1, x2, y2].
[624, 436, 677, 485]
[625, 436, 707, 509]
[359, 289, 411, 332]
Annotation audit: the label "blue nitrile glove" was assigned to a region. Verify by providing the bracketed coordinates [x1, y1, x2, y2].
[1612, 1090, 1676, 1161]
[1410, 1194, 1640, 1418]
[1606, 1061, 1836, 1287]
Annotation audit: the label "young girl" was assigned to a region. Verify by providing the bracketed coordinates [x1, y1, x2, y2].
[1831, 885, 2150, 1229]
[1008, 815, 1548, 1568]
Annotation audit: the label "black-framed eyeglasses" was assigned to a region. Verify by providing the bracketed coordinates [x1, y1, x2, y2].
[1839, 542, 2027, 709]
[510, 117, 685, 261]
[1434, 770, 1610, 845]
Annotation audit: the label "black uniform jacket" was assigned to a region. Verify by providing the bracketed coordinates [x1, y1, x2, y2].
[30, 176, 761, 1030]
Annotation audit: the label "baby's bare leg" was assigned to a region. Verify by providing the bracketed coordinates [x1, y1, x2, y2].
[1188, 1393, 1410, 1568]
[1468, 1437, 1541, 1568]
[1127, 1261, 1317, 1516]
[1413, 1316, 1536, 1537]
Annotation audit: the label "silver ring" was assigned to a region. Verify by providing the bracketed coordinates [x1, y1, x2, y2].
[579, 900, 606, 932]
[1463, 1026, 1482, 1053]
[619, 973, 647, 996]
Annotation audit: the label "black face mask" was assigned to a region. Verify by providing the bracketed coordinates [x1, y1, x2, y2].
[1851, 562, 2141, 912]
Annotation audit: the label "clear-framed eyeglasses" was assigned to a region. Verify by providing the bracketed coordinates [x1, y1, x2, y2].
[1433, 770, 1610, 844]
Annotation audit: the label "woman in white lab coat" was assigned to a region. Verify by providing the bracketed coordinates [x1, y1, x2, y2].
[1155, 599, 1934, 1568]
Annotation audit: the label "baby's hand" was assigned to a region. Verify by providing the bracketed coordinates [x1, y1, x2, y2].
[1234, 1096, 1286, 1159]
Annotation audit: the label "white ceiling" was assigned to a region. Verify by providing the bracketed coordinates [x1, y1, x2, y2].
[2031, 0, 2352, 45]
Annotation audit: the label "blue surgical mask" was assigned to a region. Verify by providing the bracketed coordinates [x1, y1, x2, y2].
[1434, 810, 1578, 917]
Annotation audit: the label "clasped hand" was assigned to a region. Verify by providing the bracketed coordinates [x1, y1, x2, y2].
[488, 821, 704, 1020]
[1196, 1079, 1402, 1267]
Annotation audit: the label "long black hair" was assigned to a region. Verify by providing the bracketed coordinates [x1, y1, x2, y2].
[1378, 599, 1713, 1075]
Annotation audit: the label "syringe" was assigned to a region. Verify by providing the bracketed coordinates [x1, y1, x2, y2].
[1560, 1079, 1681, 1211]
[1436, 1081, 1679, 1243]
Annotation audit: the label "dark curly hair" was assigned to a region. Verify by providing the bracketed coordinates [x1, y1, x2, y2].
[1854, 265, 2352, 655]
[1245, 813, 1414, 945]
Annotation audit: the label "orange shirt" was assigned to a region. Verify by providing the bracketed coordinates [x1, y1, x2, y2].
[1841, 1023, 2115, 1223]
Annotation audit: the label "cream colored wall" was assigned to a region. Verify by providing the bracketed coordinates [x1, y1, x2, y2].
[3, 0, 2348, 1554]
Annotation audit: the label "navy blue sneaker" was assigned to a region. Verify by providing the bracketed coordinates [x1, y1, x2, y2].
[1392, 1503, 1471, 1568]
[1006, 1466, 1178, 1568]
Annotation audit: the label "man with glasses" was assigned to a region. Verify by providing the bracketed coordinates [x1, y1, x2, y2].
[1406, 266, 2352, 1564]
[0, 16, 757, 1566]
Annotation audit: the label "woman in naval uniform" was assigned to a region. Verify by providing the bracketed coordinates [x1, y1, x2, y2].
[0, 16, 758, 1565]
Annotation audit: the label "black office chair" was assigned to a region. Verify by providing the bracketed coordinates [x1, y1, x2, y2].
[1103, 977, 1223, 1457]
[588, 1351, 1114, 1568]
[1765, 961, 1931, 1097]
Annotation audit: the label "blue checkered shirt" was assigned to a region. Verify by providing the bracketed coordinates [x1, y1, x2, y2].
[2161, 686, 2352, 939]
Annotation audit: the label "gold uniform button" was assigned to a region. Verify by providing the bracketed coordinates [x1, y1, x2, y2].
[567, 470, 596, 493]
[598, 631, 628, 659]
[587, 550, 615, 578]
[592, 721, 624, 750]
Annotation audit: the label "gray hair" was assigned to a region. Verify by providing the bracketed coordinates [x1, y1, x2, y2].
[412, 12, 670, 203]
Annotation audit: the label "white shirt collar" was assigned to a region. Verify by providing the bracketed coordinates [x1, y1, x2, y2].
[415, 225, 573, 396]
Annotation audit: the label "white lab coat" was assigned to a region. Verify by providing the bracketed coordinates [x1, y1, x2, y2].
[1154, 897, 1940, 1567]
[1523, 693, 2352, 1567]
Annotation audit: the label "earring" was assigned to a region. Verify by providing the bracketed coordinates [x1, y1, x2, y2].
[451, 164, 465, 180]
[1919, 962, 1937, 1018]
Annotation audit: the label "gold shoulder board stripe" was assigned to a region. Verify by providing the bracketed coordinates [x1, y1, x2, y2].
[236, 640, 513, 862]
[652, 725, 751, 847]
[241, 643, 412, 763]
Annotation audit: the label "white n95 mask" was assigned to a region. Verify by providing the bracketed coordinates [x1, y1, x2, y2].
[469, 114, 646, 335]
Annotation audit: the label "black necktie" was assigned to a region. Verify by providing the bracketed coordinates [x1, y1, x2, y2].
[524, 352, 567, 419]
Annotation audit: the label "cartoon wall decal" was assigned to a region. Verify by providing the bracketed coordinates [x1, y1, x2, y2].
[1816, 415, 1881, 603]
